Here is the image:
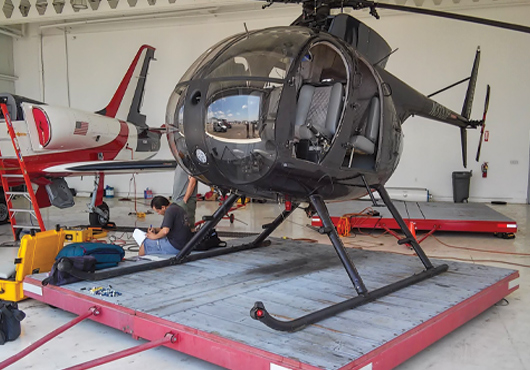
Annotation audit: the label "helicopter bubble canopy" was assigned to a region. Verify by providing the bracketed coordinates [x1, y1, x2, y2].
[166, 26, 358, 198]
[167, 27, 316, 187]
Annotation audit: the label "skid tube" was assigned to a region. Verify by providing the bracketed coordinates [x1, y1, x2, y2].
[250, 264, 448, 332]
[250, 183, 448, 332]
[63, 194, 298, 281]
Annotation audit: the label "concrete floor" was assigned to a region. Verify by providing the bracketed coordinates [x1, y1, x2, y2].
[0, 197, 528, 370]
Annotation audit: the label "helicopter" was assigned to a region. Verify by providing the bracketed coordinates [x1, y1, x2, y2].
[86, 0, 530, 331]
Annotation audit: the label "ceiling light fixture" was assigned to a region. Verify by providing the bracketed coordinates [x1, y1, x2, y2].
[2, 0, 14, 18]
[107, 0, 118, 9]
[88, 0, 100, 10]
[35, 0, 48, 15]
[52, 0, 65, 14]
[71, 0, 88, 11]
[18, 0, 31, 17]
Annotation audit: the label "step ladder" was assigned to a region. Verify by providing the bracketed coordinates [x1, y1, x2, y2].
[0, 102, 46, 239]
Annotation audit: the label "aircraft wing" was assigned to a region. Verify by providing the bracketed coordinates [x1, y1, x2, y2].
[43, 159, 177, 175]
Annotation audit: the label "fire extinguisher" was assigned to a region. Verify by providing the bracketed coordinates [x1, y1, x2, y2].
[481, 162, 488, 178]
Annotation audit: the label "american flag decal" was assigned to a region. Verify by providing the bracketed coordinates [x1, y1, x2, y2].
[74, 121, 89, 135]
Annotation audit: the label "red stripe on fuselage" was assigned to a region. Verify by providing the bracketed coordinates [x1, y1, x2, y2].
[8, 121, 130, 178]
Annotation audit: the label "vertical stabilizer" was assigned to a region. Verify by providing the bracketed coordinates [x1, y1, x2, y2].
[97, 45, 156, 129]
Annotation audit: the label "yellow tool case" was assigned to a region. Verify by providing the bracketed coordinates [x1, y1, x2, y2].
[0, 229, 66, 302]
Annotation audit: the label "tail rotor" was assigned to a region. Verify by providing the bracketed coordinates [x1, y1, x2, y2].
[475, 84, 491, 162]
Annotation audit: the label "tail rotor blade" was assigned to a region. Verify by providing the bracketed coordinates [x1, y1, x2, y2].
[476, 85, 491, 162]
[461, 127, 468, 168]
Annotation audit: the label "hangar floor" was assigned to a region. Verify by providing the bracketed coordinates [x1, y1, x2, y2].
[0, 197, 528, 370]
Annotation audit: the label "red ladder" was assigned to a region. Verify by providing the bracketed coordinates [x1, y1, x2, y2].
[0, 102, 46, 239]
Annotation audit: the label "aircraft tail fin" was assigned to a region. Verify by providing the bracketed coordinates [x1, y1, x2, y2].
[97, 45, 156, 129]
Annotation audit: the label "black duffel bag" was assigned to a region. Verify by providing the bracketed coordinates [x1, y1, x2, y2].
[195, 229, 227, 251]
[0, 300, 26, 345]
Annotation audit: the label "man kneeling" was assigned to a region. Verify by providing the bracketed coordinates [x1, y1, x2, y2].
[139, 195, 193, 256]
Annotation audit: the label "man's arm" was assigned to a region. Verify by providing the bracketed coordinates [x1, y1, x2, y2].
[183, 176, 197, 204]
[146, 226, 170, 240]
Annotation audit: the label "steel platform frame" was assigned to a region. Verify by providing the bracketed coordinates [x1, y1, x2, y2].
[19, 238, 519, 370]
[311, 200, 518, 234]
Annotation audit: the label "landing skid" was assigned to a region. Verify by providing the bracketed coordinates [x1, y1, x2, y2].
[79, 193, 299, 281]
[250, 184, 448, 331]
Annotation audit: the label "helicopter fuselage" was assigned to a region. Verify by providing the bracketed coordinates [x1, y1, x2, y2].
[167, 20, 406, 202]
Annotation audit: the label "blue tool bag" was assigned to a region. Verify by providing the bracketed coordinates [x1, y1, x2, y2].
[56, 243, 125, 270]
[0, 300, 26, 345]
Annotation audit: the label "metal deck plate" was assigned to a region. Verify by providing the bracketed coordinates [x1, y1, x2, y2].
[25, 237, 517, 370]
[316, 200, 517, 233]
[325, 200, 514, 222]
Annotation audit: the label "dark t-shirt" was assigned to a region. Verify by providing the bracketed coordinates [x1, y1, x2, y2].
[161, 203, 193, 250]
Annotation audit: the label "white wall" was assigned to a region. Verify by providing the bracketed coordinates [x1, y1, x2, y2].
[12, 4, 530, 202]
[0, 34, 15, 93]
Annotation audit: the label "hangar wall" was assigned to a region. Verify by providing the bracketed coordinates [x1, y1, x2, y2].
[0, 34, 15, 93]
[11, 4, 530, 203]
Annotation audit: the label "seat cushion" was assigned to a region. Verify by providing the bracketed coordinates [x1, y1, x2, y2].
[351, 135, 375, 155]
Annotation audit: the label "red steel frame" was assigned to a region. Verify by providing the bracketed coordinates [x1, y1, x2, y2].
[311, 215, 518, 234]
[21, 271, 519, 370]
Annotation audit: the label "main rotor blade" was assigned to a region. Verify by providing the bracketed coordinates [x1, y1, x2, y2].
[352, 1, 530, 34]
[262, 1, 530, 34]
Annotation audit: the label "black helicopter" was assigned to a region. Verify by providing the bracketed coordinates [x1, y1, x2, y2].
[88, 0, 530, 331]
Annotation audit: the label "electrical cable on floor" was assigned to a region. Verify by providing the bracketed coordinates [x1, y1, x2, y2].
[432, 235, 530, 256]
[428, 256, 530, 269]
[341, 243, 530, 269]
[127, 245, 140, 252]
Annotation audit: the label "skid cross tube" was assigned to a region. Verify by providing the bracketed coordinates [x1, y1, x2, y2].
[310, 194, 367, 294]
[0, 307, 99, 369]
[252, 203, 299, 246]
[371, 184, 434, 270]
[361, 175, 381, 207]
[175, 193, 240, 262]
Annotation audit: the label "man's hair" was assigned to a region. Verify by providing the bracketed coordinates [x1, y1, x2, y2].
[151, 195, 170, 210]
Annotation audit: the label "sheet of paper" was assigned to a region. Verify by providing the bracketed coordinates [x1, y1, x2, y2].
[133, 228, 147, 246]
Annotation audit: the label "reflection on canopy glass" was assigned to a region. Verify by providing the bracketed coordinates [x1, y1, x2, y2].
[206, 95, 261, 141]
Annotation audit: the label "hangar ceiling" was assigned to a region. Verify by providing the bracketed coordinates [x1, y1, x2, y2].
[1, 0, 529, 35]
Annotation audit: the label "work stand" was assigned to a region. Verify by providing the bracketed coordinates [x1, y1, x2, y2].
[77, 193, 299, 281]
[250, 184, 448, 332]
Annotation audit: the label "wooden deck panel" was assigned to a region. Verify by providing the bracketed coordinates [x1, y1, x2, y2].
[24, 238, 516, 370]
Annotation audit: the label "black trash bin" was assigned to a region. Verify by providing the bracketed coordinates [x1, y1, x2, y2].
[452, 171, 472, 203]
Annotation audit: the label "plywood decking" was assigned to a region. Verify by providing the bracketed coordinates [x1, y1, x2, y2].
[23, 237, 519, 370]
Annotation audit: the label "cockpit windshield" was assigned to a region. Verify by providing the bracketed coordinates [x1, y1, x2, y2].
[180, 27, 312, 82]
[166, 27, 315, 184]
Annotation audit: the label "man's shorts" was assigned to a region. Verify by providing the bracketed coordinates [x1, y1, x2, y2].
[143, 237, 179, 255]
